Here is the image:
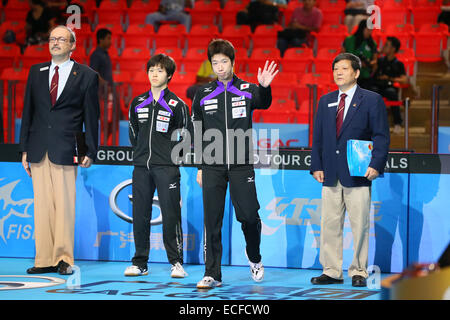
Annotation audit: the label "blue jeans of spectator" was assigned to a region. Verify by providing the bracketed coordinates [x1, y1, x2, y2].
[277, 37, 307, 57]
[145, 11, 191, 32]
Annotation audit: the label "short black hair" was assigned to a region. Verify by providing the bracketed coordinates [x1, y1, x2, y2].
[332, 53, 362, 71]
[96, 28, 111, 44]
[386, 36, 401, 53]
[146, 54, 177, 82]
[207, 39, 235, 64]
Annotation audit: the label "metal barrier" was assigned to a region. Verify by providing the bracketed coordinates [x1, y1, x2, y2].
[431, 85, 442, 154]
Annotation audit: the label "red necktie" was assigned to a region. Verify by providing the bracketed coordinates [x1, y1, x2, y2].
[336, 93, 347, 136]
[50, 65, 59, 106]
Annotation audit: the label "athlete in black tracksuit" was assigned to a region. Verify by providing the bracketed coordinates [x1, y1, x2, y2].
[129, 87, 190, 270]
[192, 74, 273, 282]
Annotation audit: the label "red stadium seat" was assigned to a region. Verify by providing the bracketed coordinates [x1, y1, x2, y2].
[379, 4, 410, 26]
[96, 0, 127, 26]
[185, 24, 219, 49]
[112, 70, 133, 118]
[318, 0, 346, 25]
[152, 24, 186, 49]
[414, 23, 447, 62]
[220, 0, 248, 27]
[130, 71, 150, 98]
[313, 24, 348, 52]
[170, 71, 196, 103]
[221, 24, 252, 48]
[237, 72, 258, 83]
[0, 45, 21, 73]
[22, 45, 50, 68]
[259, 109, 294, 123]
[188, 0, 221, 26]
[411, 6, 442, 30]
[380, 24, 415, 48]
[183, 47, 208, 73]
[396, 48, 416, 77]
[282, 47, 313, 73]
[153, 47, 184, 63]
[314, 48, 340, 74]
[119, 47, 151, 73]
[269, 98, 297, 110]
[251, 24, 283, 49]
[296, 73, 333, 103]
[123, 24, 155, 49]
[270, 73, 298, 100]
[127, 0, 160, 25]
[247, 48, 281, 73]
[3, 0, 29, 21]
[1, 67, 29, 118]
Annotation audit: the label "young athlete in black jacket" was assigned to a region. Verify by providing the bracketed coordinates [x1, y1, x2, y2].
[192, 39, 279, 289]
[125, 54, 190, 278]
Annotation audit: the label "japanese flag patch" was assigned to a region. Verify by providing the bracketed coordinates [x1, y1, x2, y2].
[240, 83, 250, 90]
[168, 99, 178, 107]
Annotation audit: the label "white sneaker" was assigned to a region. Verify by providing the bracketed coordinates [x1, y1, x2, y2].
[171, 262, 188, 278]
[124, 265, 148, 276]
[249, 261, 264, 282]
[196, 276, 222, 289]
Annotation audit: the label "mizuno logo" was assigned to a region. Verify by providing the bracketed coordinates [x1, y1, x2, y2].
[169, 183, 177, 189]
[247, 176, 254, 183]
[203, 87, 213, 93]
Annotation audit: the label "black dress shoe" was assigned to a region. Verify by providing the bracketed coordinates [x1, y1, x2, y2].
[57, 260, 73, 275]
[26, 266, 58, 274]
[352, 275, 367, 287]
[311, 274, 344, 285]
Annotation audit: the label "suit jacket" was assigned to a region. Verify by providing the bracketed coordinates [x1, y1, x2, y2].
[19, 60, 100, 165]
[310, 85, 390, 187]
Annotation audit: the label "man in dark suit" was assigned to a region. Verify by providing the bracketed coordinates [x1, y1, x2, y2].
[19, 25, 99, 275]
[310, 53, 390, 287]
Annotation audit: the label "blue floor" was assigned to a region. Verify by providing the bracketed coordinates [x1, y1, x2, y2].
[0, 258, 390, 300]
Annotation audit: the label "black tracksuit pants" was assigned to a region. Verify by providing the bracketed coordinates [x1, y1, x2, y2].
[131, 165, 183, 268]
[202, 165, 262, 282]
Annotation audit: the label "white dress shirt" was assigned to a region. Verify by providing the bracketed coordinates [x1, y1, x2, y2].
[49, 59, 74, 101]
[338, 83, 358, 120]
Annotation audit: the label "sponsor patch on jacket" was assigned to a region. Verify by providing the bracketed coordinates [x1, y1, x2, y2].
[240, 83, 250, 90]
[138, 113, 149, 118]
[204, 104, 218, 111]
[232, 101, 246, 107]
[157, 115, 170, 122]
[168, 99, 178, 107]
[156, 121, 169, 133]
[204, 99, 218, 105]
[232, 96, 245, 102]
[232, 107, 247, 119]
[137, 107, 148, 113]
[158, 110, 171, 117]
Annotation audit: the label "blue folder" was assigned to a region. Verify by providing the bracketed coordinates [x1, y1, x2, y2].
[347, 139, 373, 177]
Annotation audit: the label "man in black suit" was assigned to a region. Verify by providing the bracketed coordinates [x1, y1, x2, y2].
[19, 25, 99, 275]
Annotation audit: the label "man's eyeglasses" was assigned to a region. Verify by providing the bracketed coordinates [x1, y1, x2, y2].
[49, 37, 68, 43]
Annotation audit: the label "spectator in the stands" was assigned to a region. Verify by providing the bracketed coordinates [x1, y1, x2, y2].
[145, 0, 193, 32]
[343, 0, 374, 33]
[25, 0, 56, 45]
[277, 0, 322, 56]
[186, 59, 217, 101]
[236, 0, 287, 32]
[370, 37, 408, 135]
[342, 19, 377, 90]
[89, 28, 114, 89]
[438, 0, 450, 30]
